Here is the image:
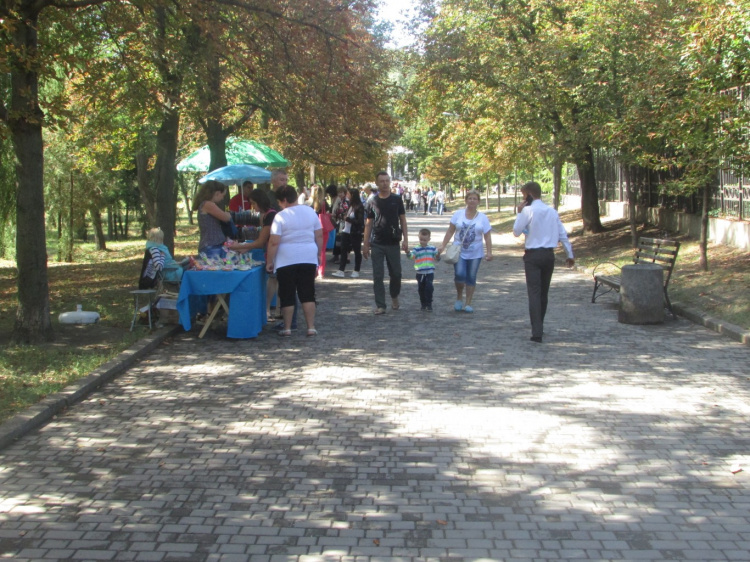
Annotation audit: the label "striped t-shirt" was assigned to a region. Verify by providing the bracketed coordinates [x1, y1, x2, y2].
[408, 245, 439, 273]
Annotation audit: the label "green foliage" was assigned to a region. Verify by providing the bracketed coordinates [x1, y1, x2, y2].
[399, 0, 750, 204]
[0, 134, 15, 259]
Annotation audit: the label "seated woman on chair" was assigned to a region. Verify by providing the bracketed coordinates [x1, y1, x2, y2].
[139, 227, 189, 290]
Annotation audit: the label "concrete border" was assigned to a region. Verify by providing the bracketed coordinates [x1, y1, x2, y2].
[673, 302, 750, 347]
[0, 324, 181, 451]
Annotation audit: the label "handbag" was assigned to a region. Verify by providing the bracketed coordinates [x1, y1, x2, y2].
[320, 211, 335, 233]
[443, 243, 461, 265]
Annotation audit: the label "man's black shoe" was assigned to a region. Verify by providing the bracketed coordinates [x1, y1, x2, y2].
[530, 336, 543, 343]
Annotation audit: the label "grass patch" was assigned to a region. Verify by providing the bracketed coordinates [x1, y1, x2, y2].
[0, 220, 200, 423]
[0, 342, 135, 419]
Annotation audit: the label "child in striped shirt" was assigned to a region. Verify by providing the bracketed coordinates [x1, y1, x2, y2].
[407, 228, 440, 311]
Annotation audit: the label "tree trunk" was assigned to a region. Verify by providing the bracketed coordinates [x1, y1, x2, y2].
[552, 162, 562, 210]
[577, 145, 604, 233]
[624, 166, 638, 248]
[107, 205, 114, 240]
[183, 191, 193, 225]
[699, 182, 710, 272]
[7, 6, 53, 343]
[135, 149, 157, 227]
[496, 175, 502, 212]
[90, 205, 107, 250]
[296, 169, 306, 191]
[76, 210, 88, 242]
[154, 108, 180, 255]
[206, 120, 228, 172]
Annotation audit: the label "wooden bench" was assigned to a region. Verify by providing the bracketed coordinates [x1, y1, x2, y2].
[592, 237, 680, 318]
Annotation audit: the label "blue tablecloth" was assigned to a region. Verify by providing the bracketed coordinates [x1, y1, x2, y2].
[177, 267, 266, 339]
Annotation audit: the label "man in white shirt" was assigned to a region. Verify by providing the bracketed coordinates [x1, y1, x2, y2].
[435, 189, 445, 215]
[513, 181, 575, 343]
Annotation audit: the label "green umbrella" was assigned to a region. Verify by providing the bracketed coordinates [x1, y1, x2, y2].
[176, 137, 288, 172]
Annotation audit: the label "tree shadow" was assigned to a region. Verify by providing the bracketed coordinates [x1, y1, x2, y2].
[1, 236, 749, 559]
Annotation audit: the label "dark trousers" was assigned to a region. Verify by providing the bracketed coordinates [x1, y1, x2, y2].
[332, 223, 342, 258]
[416, 272, 434, 307]
[523, 248, 555, 338]
[371, 243, 402, 310]
[339, 232, 362, 272]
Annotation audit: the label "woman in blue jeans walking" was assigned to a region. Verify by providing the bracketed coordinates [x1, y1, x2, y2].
[438, 190, 493, 313]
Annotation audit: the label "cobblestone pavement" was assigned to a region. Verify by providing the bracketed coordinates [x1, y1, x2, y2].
[2, 212, 750, 561]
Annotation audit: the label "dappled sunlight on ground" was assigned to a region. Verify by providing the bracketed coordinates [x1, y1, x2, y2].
[1, 212, 749, 559]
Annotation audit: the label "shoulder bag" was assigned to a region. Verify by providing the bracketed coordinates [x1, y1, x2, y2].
[443, 243, 461, 265]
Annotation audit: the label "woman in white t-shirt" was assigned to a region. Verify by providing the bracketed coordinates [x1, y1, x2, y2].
[266, 185, 323, 337]
[438, 190, 493, 313]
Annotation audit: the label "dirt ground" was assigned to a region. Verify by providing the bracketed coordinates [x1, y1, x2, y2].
[0, 320, 133, 351]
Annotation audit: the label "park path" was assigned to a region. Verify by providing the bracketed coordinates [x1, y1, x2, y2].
[1, 210, 750, 561]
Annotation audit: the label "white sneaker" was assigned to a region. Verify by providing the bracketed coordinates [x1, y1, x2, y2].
[351, 271, 360, 278]
[332, 270, 345, 278]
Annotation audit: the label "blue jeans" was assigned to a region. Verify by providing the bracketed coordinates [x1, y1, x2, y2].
[454, 257, 482, 286]
[370, 243, 402, 310]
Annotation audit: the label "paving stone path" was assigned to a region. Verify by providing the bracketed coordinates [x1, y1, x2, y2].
[2, 212, 749, 561]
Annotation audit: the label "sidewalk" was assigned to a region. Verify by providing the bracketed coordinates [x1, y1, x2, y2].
[1, 212, 749, 561]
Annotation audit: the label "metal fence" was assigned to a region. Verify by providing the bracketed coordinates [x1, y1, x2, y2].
[566, 149, 749, 221]
[716, 169, 750, 219]
[564, 84, 750, 220]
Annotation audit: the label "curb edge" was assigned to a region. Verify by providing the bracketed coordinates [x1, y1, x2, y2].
[672, 303, 750, 347]
[0, 325, 182, 452]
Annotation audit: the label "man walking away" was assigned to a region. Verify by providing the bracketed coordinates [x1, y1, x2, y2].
[512, 181, 574, 343]
[363, 172, 409, 315]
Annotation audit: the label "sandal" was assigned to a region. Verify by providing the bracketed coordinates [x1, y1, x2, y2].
[278, 329, 292, 337]
[306, 328, 318, 337]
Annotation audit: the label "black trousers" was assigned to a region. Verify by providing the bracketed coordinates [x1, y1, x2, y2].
[339, 232, 362, 272]
[523, 248, 555, 338]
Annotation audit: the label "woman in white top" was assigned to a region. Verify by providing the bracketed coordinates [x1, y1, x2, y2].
[438, 190, 493, 313]
[266, 185, 323, 337]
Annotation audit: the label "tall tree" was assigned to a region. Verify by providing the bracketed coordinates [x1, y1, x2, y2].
[0, 0, 110, 344]
[411, 0, 618, 231]
[183, 0, 397, 179]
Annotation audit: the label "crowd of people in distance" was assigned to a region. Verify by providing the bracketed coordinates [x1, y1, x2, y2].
[151, 170, 574, 343]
